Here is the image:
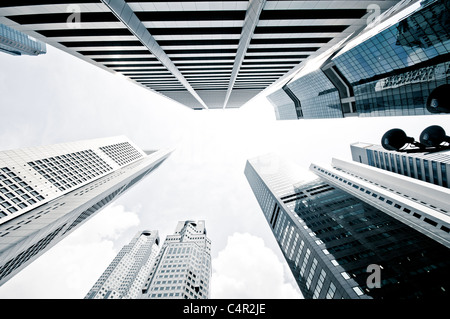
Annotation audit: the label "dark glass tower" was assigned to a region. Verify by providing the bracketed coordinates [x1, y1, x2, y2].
[268, 0, 450, 119]
[245, 153, 450, 299]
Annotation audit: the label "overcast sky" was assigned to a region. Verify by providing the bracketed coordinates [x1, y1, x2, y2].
[0, 44, 449, 299]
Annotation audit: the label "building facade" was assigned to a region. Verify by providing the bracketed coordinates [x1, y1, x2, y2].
[0, 23, 46, 56]
[141, 220, 211, 299]
[351, 142, 449, 188]
[245, 153, 450, 299]
[0, 136, 171, 286]
[0, 0, 398, 110]
[268, 0, 450, 120]
[85, 230, 159, 299]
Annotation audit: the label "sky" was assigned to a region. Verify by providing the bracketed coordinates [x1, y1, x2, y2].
[0, 44, 449, 299]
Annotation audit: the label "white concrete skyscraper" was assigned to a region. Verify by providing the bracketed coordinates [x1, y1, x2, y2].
[85, 230, 160, 299]
[0, 136, 171, 287]
[141, 220, 211, 299]
[350, 142, 450, 189]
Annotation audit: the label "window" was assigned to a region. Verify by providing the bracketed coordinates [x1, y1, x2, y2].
[299, 249, 311, 276]
[402, 156, 409, 177]
[353, 286, 364, 296]
[424, 160, 430, 182]
[28, 150, 112, 191]
[396, 155, 402, 174]
[390, 154, 396, 173]
[306, 259, 318, 289]
[341, 272, 350, 279]
[0, 167, 44, 216]
[409, 157, 415, 178]
[384, 153, 390, 171]
[313, 270, 326, 299]
[431, 161, 439, 185]
[326, 282, 336, 299]
[100, 142, 143, 166]
[367, 150, 375, 166]
[424, 218, 438, 227]
[416, 158, 423, 180]
[374, 151, 380, 168]
[441, 163, 448, 188]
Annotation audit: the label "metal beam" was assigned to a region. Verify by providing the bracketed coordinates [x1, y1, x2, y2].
[101, 0, 208, 109]
[223, 0, 266, 109]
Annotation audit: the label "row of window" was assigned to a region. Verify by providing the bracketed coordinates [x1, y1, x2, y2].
[274, 206, 340, 298]
[0, 167, 44, 218]
[367, 149, 448, 188]
[0, 201, 65, 238]
[28, 149, 112, 192]
[100, 142, 143, 167]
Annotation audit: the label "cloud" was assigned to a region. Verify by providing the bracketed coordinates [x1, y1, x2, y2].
[0, 204, 140, 299]
[211, 232, 302, 299]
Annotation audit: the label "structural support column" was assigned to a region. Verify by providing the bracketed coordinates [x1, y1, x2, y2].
[223, 0, 266, 109]
[101, 0, 208, 109]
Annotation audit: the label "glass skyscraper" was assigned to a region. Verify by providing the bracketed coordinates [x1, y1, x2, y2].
[268, 0, 450, 120]
[0, 136, 171, 287]
[0, 23, 46, 56]
[141, 220, 211, 299]
[0, 0, 397, 110]
[351, 142, 449, 188]
[245, 153, 450, 298]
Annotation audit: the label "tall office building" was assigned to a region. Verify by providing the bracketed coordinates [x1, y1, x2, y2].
[245, 153, 450, 298]
[141, 220, 211, 299]
[0, 136, 171, 287]
[85, 230, 160, 299]
[268, 0, 450, 120]
[0, 23, 46, 56]
[351, 142, 449, 188]
[0, 1, 398, 110]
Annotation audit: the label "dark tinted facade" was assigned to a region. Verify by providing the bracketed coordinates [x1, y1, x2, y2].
[285, 68, 342, 119]
[269, 0, 450, 119]
[292, 178, 450, 299]
[245, 154, 450, 299]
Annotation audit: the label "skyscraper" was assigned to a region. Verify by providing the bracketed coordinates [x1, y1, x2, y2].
[245, 153, 450, 299]
[0, 0, 398, 109]
[268, 0, 450, 120]
[310, 157, 450, 249]
[0, 23, 46, 56]
[0, 136, 171, 287]
[85, 230, 160, 299]
[141, 220, 211, 299]
[351, 141, 449, 188]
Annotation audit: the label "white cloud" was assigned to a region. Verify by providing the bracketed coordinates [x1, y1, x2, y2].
[211, 232, 302, 299]
[0, 204, 140, 299]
